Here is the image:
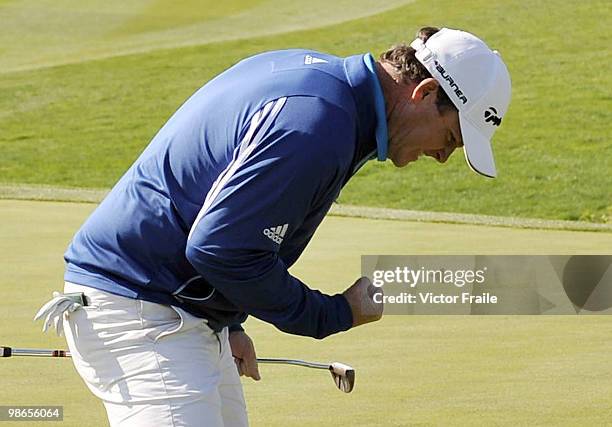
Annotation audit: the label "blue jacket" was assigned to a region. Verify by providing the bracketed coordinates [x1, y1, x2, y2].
[64, 49, 388, 339]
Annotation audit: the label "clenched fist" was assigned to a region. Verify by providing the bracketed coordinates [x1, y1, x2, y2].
[342, 277, 383, 327]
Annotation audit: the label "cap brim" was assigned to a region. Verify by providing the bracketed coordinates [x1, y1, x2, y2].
[459, 113, 497, 178]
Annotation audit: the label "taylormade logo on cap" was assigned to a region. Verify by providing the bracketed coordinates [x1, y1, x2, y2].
[410, 28, 512, 178]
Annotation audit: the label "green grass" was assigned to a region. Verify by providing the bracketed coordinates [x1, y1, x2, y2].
[0, 0, 610, 222]
[0, 0, 413, 72]
[1, 200, 612, 426]
[111, 0, 268, 35]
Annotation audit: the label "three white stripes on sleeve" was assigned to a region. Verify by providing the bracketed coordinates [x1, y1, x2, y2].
[187, 98, 288, 242]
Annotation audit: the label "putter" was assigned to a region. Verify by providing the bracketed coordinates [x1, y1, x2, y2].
[1, 347, 355, 393]
[257, 358, 355, 393]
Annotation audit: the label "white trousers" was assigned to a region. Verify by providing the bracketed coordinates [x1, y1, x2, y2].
[63, 282, 248, 427]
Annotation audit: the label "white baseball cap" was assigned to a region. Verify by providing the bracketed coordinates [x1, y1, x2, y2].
[410, 28, 511, 178]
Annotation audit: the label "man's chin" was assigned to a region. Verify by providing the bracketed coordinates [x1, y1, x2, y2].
[393, 154, 419, 168]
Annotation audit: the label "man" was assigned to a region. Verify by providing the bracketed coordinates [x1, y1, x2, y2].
[36, 27, 511, 426]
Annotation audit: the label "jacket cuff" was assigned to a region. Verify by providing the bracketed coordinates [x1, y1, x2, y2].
[333, 293, 354, 332]
[228, 323, 245, 333]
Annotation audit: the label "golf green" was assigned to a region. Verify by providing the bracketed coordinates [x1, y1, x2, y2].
[1, 200, 610, 426]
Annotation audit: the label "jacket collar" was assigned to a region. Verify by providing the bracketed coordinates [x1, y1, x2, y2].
[343, 53, 388, 175]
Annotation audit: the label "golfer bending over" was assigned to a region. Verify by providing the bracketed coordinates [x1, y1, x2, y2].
[36, 27, 510, 426]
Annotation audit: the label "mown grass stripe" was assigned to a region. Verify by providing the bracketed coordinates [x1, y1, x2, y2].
[0, 184, 108, 204]
[329, 205, 612, 234]
[1, 184, 610, 233]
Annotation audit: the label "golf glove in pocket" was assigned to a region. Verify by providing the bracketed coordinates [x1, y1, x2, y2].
[34, 292, 87, 336]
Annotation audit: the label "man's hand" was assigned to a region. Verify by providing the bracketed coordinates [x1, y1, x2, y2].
[342, 277, 383, 327]
[229, 330, 261, 381]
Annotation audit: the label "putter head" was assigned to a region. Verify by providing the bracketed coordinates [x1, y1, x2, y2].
[329, 362, 355, 393]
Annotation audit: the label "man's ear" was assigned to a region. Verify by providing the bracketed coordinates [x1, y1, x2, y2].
[411, 78, 440, 103]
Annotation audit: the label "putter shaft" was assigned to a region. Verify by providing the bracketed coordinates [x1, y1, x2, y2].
[2, 347, 70, 357]
[256, 358, 329, 370]
[2, 346, 355, 393]
[3, 347, 328, 368]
